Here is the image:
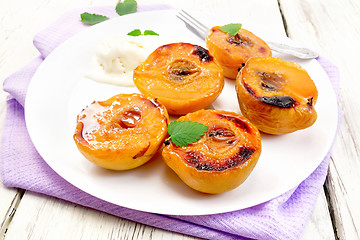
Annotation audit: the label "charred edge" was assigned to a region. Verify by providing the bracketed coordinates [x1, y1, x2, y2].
[218, 113, 252, 133]
[219, 147, 255, 171]
[184, 151, 205, 170]
[244, 82, 256, 96]
[237, 63, 246, 72]
[192, 46, 213, 62]
[237, 147, 255, 163]
[307, 97, 314, 106]
[258, 96, 297, 108]
[133, 142, 150, 159]
[184, 147, 255, 171]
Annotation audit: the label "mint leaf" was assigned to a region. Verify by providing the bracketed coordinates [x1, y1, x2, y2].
[144, 30, 159, 36]
[167, 121, 209, 147]
[127, 29, 159, 36]
[127, 29, 142, 36]
[80, 12, 109, 25]
[219, 23, 242, 36]
[116, 0, 137, 16]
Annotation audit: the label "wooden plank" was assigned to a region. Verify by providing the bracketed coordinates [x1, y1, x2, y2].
[0, 0, 27, 236]
[301, 191, 336, 239]
[3, 192, 198, 240]
[278, 0, 360, 239]
[0, 188, 23, 240]
[0, 92, 13, 233]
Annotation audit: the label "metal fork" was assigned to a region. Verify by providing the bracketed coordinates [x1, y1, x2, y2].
[176, 10, 319, 60]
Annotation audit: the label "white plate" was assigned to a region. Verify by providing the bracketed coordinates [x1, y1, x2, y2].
[25, 10, 338, 215]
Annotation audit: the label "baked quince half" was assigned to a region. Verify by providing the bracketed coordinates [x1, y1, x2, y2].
[206, 26, 271, 79]
[162, 109, 261, 194]
[235, 57, 318, 135]
[133, 42, 224, 115]
[73, 93, 169, 170]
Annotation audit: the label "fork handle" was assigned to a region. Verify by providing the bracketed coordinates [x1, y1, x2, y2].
[267, 41, 319, 59]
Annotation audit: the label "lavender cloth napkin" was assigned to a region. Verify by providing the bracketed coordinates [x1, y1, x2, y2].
[1, 5, 339, 240]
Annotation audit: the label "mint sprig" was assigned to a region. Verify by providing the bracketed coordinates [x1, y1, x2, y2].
[127, 29, 159, 36]
[116, 0, 137, 16]
[80, 0, 138, 25]
[219, 23, 242, 36]
[80, 13, 109, 25]
[165, 121, 209, 147]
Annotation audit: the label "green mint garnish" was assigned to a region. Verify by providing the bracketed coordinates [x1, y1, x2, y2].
[127, 29, 142, 36]
[116, 0, 137, 16]
[80, 13, 109, 25]
[219, 23, 242, 36]
[80, 0, 138, 25]
[165, 120, 209, 147]
[127, 29, 159, 36]
[144, 30, 159, 36]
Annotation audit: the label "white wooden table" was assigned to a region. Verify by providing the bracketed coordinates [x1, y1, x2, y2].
[0, 0, 359, 239]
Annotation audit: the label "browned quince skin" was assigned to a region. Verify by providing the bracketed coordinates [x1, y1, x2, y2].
[235, 57, 318, 135]
[162, 109, 261, 194]
[133, 42, 224, 115]
[73, 93, 169, 170]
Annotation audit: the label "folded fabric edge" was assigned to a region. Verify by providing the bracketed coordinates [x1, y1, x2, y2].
[2, 57, 43, 107]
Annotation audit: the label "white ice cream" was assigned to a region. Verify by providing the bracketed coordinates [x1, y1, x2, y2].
[86, 34, 163, 87]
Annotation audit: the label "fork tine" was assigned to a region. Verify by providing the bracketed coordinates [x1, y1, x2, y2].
[179, 10, 209, 32]
[177, 14, 207, 34]
[177, 9, 209, 39]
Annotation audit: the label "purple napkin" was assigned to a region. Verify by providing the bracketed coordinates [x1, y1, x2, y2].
[1, 5, 339, 240]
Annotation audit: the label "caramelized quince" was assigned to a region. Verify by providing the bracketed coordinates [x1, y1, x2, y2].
[206, 26, 271, 79]
[162, 109, 261, 194]
[73, 93, 169, 170]
[133, 42, 224, 115]
[235, 57, 318, 135]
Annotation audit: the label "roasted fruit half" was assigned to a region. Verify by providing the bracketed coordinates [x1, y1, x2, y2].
[206, 26, 272, 79]
[73, 93, 169, 170]
[162, 109, 261, 194]
[133, 42, 224, 115]
[235, 57, 318, 135]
